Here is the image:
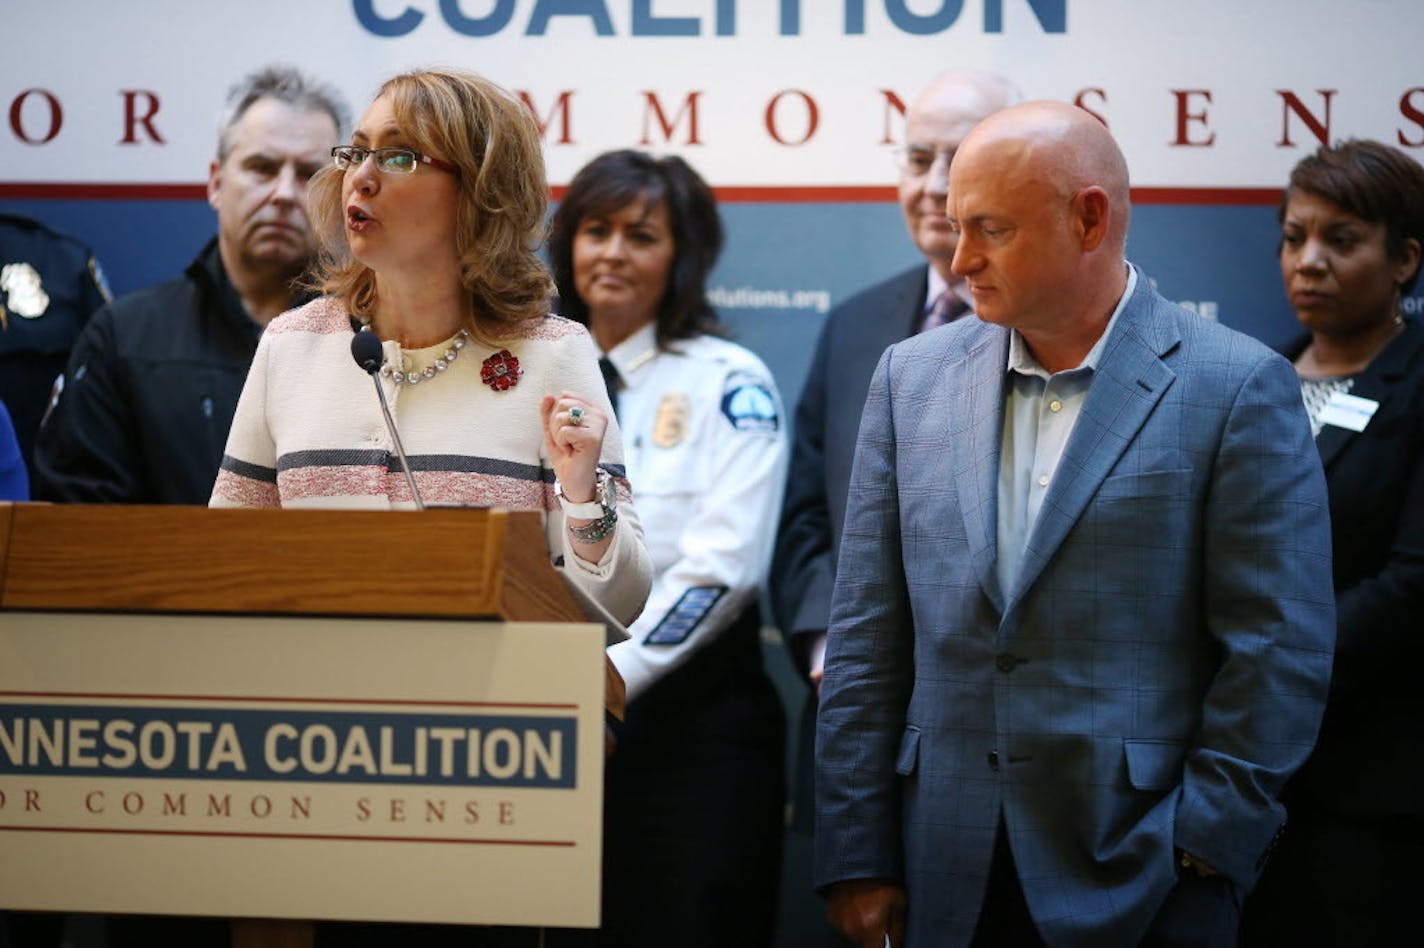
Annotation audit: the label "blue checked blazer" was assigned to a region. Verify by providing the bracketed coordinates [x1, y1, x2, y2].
[814, 272, 1336, 948]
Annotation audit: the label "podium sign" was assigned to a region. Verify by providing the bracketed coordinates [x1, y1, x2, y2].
[0, 611, 606, 927]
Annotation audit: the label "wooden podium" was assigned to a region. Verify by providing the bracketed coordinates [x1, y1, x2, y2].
[0, 503, 619, 944]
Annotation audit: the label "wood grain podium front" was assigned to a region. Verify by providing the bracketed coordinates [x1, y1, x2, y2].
[0, 503, 619, 945]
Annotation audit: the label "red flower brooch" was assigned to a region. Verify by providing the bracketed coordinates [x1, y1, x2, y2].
[481, 349, 523, 391]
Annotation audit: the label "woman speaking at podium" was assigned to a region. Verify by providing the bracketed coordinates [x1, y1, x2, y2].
[209, 68, 652, 632]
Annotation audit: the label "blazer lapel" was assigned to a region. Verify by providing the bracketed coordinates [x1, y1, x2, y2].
[858, 266, 926, 355]
[1314, 323, 1423, 469]
[896, 268, 929, 339]
[950, 323, 1011, 612]
[1006, 287, 1178, 607]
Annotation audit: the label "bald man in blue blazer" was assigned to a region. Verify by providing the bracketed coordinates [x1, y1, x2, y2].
[814, 102, 1335, 948]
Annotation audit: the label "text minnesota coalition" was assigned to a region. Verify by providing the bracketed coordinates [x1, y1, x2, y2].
[0, 705, 574, 787]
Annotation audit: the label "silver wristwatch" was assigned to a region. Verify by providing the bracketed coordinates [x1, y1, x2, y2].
[555, 470, 616, 520]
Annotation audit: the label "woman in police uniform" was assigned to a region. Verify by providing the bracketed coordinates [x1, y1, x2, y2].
[549, 150, 787, 948]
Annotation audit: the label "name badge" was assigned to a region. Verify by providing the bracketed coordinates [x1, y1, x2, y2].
[1317, 390, 1379, 433]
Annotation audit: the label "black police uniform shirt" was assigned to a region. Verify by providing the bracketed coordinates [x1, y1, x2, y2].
[0, 212, 110, 471]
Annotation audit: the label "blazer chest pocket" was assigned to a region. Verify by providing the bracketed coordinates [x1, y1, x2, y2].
[1123, 739, 1185, 791]
[895, 726, 921, 776]
[1090, 469, 1195, 559]
[1096, 468, 1194, 502]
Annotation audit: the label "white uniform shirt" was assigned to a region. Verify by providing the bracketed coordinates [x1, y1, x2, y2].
[604, 322, 788, 703]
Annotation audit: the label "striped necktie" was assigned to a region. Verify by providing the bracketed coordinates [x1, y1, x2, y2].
[919, 289, 970, 334]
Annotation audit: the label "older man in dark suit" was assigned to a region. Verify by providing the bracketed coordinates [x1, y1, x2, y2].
[773, 67, 1020, 705]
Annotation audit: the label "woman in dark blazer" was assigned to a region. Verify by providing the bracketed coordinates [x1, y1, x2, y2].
[1245, 139, 1424, 947]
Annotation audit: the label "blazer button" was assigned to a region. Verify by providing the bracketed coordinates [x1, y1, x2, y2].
[995, 653, 1019, 672]
[987, 751, 1000, 771]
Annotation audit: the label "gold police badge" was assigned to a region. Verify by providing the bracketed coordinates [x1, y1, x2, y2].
[652, 392, 691, 447]
[1, 262, 50, 321]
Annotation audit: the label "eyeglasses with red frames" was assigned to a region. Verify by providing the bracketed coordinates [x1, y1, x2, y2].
[331, 145, 457, 176]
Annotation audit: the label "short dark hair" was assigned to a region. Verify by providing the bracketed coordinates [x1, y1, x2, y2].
[1282, 138, 1424, 293]
[217, 64, 349, 161]
[549, 150, 724, 347]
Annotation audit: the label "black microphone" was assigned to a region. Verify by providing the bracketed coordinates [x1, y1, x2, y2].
[350, 328, 426, 511]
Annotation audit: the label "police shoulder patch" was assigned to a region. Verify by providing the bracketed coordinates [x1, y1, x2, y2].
[643, 586, 727, 646]
[720, 372, 778, 433]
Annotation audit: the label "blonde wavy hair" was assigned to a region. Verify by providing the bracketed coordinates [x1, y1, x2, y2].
[307, 68, 552, 339]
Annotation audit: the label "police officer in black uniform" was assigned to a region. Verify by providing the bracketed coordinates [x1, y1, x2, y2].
[0, 209, 108, 948]
[0, 211, 110, 475]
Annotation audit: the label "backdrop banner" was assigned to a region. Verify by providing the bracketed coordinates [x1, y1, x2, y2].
[4, 0, 1422, 403]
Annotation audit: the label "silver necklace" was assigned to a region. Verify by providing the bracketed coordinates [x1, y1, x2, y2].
[377, 329, 471, 385]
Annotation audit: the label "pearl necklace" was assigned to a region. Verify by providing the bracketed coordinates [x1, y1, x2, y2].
[377, 329, 471, 385]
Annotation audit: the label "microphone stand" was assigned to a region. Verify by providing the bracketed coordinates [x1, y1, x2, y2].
[351, 329, 425, 511]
